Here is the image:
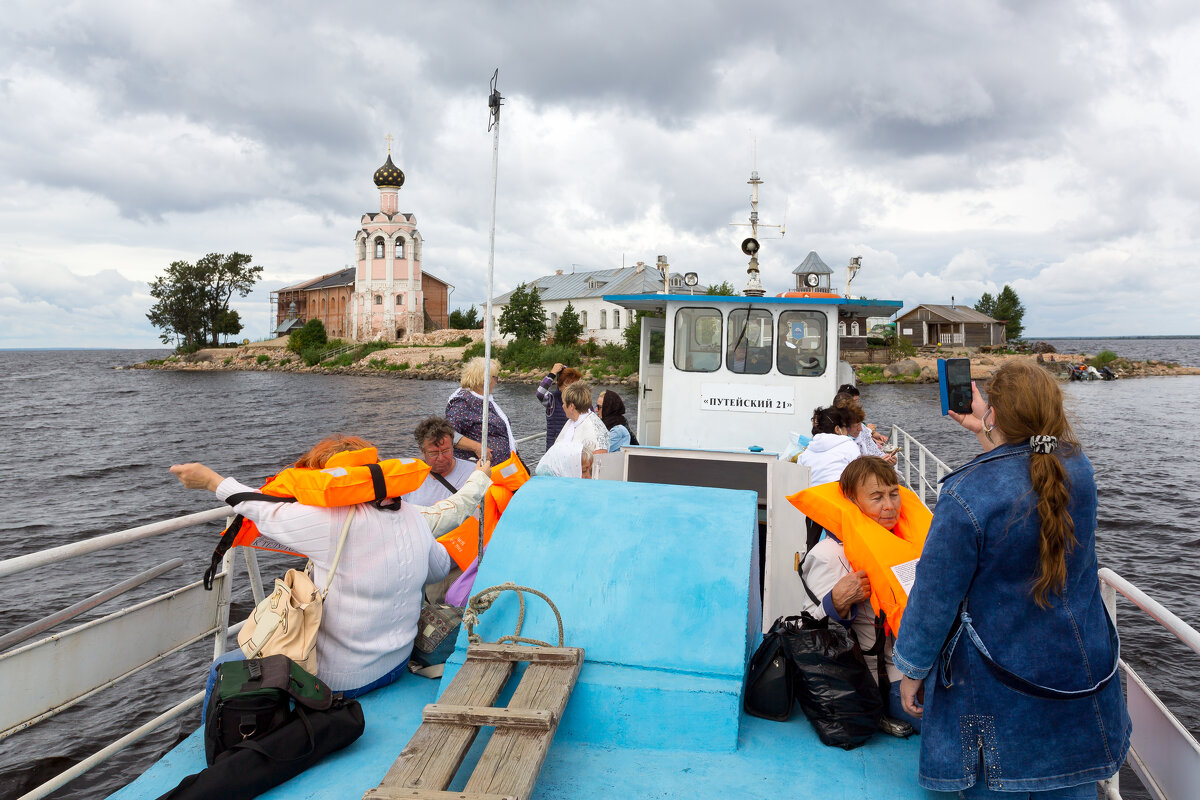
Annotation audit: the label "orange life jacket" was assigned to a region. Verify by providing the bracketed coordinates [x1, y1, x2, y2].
[435, 452, 531, 570]
[203, 448, 430, 588]
[787, 481, 932, 636]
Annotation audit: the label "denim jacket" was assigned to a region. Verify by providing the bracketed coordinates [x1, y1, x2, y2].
[893, 442, 1130, 792]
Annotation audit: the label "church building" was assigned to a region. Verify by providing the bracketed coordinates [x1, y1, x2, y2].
[272, 148, 451, 341]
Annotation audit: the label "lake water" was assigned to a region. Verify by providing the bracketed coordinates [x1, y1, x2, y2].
[0, 347, 1196, 799]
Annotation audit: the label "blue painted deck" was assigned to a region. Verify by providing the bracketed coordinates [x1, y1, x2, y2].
[110, 477, 937, 799]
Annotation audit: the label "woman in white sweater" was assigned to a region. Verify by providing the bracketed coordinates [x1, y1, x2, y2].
[798, 406, 861, 485]
[171, 434, 490, 696]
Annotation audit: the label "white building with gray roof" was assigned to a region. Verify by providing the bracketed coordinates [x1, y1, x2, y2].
[491, 258, 703, 343]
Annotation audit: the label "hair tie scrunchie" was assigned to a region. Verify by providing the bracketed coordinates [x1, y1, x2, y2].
[1030, 435, 1058, 454]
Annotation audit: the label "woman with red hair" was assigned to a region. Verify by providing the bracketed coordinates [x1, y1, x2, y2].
[171, 434, 490, 697]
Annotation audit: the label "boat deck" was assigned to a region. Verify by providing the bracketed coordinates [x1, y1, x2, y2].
[107, 673, 934, 799]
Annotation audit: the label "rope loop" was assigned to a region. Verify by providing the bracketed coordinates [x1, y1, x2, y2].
[465, 581, 564, 648]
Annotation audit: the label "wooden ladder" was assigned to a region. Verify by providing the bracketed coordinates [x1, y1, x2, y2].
[365, 642, 584, 800]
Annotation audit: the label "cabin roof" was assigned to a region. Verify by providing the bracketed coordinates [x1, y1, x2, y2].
[604, 293, 903, 317]
[897, 304, 1002, 324]
[792, 251, 833, 275]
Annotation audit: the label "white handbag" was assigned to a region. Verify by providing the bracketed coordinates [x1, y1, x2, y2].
[237, 507, 356, 675]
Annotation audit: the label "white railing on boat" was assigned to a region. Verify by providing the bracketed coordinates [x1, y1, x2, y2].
[1099, 568, 1200, 800]
[889, 424, 951, 506]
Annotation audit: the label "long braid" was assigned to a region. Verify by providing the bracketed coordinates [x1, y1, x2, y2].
[988, 361, 1079, 608]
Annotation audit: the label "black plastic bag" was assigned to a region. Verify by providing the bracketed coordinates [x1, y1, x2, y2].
[155, 698, 364, 800]
[784, 612, 882, 749]
[744, 616, 798, 721]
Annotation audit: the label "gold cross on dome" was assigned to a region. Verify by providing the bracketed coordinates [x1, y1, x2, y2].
[384, 133, 394, 154]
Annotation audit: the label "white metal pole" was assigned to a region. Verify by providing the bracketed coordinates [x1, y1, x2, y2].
[480, 71, 501, 467]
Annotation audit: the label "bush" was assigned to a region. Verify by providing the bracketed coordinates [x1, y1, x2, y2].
[581, 338, 600, 356]
[300, 346, 325, 366]
[256, 354, 270, 364]
[1089, 350, 1119, 368]
[890, 337, 917, 360]
[444, 335, 473, 347]
[462, 340, 487, 362]
[288, 319, 328, 354]
[497, 339, 580, 371]
[223, 357, 233, 365]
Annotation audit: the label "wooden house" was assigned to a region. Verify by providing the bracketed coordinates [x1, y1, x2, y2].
[894, 304, 1007, 348]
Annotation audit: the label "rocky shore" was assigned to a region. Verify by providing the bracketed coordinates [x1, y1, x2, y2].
[129, 338, 1195, 386]
[129, 332, 639, 386]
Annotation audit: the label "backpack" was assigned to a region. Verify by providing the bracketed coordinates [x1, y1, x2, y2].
[203, 655, 332, 766]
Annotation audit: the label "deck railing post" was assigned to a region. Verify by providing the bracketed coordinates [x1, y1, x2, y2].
[212, 524, 235, 661]
[243, 547, 265, 606]
[918, 447, 928, 505]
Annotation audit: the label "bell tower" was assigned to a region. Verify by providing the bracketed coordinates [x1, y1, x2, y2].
[350, 139, 425, 341]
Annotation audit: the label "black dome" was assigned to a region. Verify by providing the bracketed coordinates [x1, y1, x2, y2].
[373, 154, 405, 189]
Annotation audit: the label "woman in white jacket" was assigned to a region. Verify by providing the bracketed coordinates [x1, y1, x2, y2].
[798, 406, 860, 485]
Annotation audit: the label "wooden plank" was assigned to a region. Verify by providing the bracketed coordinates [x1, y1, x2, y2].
[422, 704, 554, 731]
[364, 789, 515, 800]
[464, 644, 582, 665]
[373, 657, 515, 792]
[462, 651, 584, 799]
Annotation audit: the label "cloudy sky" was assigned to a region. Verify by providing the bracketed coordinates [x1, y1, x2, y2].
[2, 0, 1198, 348]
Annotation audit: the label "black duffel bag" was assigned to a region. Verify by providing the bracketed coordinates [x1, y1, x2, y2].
[744, 615, 798, 721]
[155, 697, 365, 800]
[784, 611, 882, 750]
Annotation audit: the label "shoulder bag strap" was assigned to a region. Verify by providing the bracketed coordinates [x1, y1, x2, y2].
[320, 506, 357, 598]
[795, 550, 822, 608]
[430, 471, 459, 495]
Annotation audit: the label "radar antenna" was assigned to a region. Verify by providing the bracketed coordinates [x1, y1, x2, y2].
[728, 142, 783, 297]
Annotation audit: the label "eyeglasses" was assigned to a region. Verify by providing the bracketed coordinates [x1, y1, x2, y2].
[422, 445, 455, 458]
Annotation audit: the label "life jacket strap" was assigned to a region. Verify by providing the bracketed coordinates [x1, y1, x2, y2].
[366, 462, 387, 501]
[204, 493, 298, 590]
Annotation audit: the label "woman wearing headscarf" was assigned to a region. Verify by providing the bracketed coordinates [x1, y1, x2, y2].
[596, 389, 638, 451]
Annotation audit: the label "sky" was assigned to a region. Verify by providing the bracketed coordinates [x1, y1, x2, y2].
[1, 0, 1198, 348]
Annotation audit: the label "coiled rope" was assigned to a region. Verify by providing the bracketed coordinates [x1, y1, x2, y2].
[463, 581, 564, 648]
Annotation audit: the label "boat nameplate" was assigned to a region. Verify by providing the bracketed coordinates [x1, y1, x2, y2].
[700, 382, 795, 414]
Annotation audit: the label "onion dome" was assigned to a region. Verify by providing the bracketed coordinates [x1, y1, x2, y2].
[373, 154, 405, 189]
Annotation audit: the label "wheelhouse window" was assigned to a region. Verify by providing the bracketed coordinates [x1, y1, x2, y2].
[374, 237, 385, 258]
[726, 308, 773, 375]
[777, 311, 827, 376]
[673, 307, 722, 372]
[395, 238, 405, 258]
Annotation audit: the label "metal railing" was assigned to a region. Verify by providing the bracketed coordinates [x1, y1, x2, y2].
[0, 507, 248, 800]
[1099, 568, 1200, 800]
[889, 424, 951, 507]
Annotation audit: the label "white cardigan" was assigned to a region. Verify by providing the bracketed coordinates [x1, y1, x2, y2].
[798, 433, 860, 485]
[216, 469, 490, 691]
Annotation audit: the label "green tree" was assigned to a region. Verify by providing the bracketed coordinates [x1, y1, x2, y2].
[288, 318, 328, 353]
[993, 285, 1026, 340]
[498, 283, 547, 341]
[554, 301, 583, 344]
[214, 309, 243, 343]
[448, 305, 481, 329]
[706, 281, 738, 295]
[974, 291, 997, 319]
[623, 309, 665, 355]
[146, 252, 262, 348]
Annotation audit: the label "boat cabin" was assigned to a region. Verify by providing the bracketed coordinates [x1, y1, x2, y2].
[605, 293, 903, 451]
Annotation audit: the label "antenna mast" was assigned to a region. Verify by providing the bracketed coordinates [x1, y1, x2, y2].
[480, 69, 502, 471]
[729, 140, 782, 297]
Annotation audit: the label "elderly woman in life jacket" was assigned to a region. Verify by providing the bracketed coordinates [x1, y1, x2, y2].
[170, 434, 490, 699]
[799, 455, 924, 731]
[894, 361, 1129, 798]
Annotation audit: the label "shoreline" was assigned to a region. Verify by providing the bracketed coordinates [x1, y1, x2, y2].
[126, 344, 1198, 385]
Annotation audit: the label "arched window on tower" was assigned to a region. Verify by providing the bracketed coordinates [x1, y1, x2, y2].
[395, 238, 405, 259]
[357, 239, 366, 261]
[374, 237, 385, 259]
[374, 295, 383, 305]
[395, 294, 404, 306]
